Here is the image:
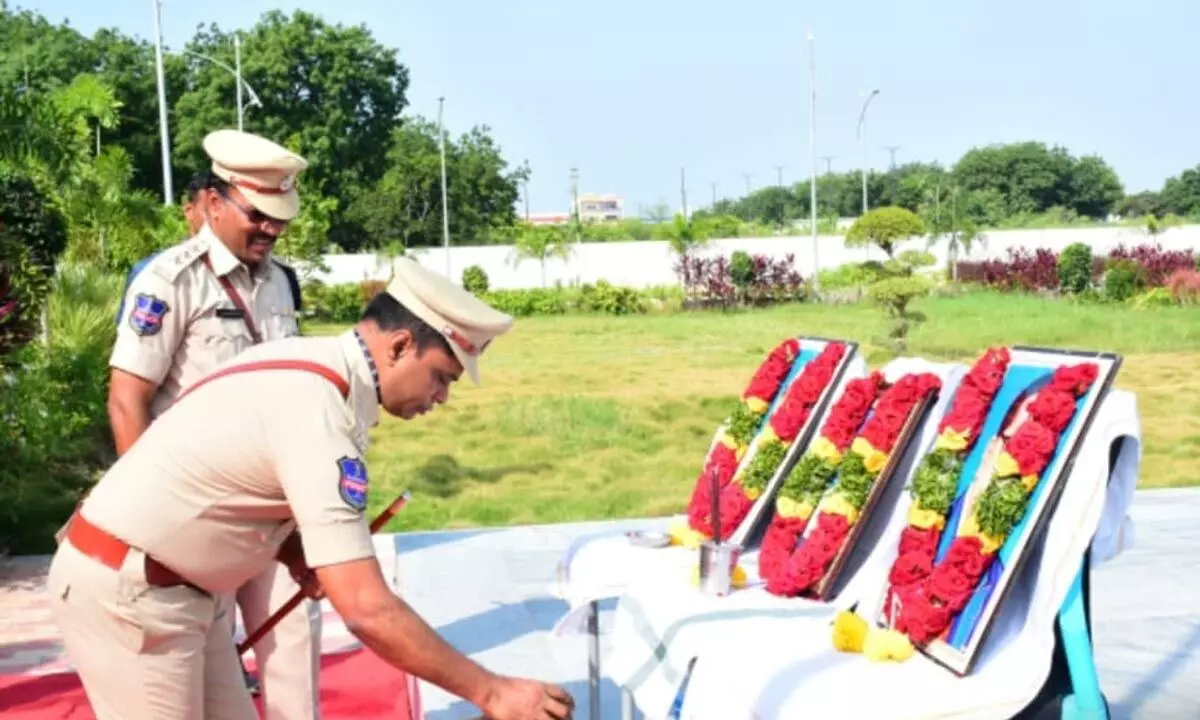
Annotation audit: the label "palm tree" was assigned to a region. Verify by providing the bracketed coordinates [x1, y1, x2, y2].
[509, 222, 573, 288]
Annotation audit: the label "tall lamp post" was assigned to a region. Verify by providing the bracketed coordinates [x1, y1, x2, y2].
[151, 0, 173, 205]
[807, 29, 819, 293]
[856, 88, 880, 216]
[169, 46, 264, 130]
[437, 96, 451, 278]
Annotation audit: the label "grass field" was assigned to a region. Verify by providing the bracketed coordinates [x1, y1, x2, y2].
[306, 290, 1200, 533]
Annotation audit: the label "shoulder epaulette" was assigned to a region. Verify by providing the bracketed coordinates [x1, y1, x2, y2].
[149, 237, 209, 284]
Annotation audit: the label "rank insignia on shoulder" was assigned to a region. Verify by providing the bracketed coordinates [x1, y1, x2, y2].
[336, 456, 369, 511]
[129, 293, 170, 336]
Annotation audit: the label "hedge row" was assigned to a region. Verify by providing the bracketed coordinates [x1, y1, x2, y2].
[955, 242, 1200, 303]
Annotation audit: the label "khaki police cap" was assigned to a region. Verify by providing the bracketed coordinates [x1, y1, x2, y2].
[385, 257, 513, 384]
[202, 129, 308, 221]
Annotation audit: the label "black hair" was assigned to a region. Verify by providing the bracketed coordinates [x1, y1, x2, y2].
[185, 170, 231, 202]
[361, 292, 454, 357]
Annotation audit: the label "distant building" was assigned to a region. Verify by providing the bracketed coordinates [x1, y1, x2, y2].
[526, 212, 572, 226]
[525, 194, 626, 226]
[576, 194, 624, 223]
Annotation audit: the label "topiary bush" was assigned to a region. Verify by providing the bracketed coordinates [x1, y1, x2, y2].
[1057, 242, 1093, 295]
[462, 265, 490, 294]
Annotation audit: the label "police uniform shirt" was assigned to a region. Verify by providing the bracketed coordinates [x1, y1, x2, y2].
[110, 225, 301, 418]
[80, 331, 380, 594]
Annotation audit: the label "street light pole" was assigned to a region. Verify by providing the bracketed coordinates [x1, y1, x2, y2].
[856, 88, 880, 217]
[808, 29, 820, 293]
[234, 33, 244, 131]
[437, 96, 451, 278]
[152, 0, 173, 205]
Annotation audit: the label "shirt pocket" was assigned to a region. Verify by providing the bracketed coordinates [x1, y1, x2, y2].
[196, 310, 256, 364]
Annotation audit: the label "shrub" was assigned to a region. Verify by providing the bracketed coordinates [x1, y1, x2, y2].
[577, 281, 646, 316]
[0, 164, 69, 271]
[0, 230, 51, 354]
[956, 248, 1059, 292]
[1165, 269, 1200, 305]
[673, 252, 805, 307]
[0, 266, 122, 555]
[303, 280, 369, 323]
[1103, 259, 1141, 302]
[360, 280, 386, 305]
[1107, 242, 1195, 287]
[462, 265, 490, 294]
[1133, 287, 1177, 308]
[1057, 243, 1093, 295]
[730, 250, 755, 291]
[483, 288, 568, 317]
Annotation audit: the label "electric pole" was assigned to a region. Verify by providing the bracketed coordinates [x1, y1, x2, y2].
[679, 167, 688, 219]
[151, 0, 173, 205]
[742, 173, 752, 194]
[710, 182, 718, 207]
[774, 165, 784, 187]
[884, 145, 900, 168]
[820, 156, 835, 174]
[437, 96, 450, 278]
[569, 167, 580, 240]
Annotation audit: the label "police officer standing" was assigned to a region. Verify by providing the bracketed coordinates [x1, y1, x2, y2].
[49, 257, 576, 720]
[105, 128, 321, 719]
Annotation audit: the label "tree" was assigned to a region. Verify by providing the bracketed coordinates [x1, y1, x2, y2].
[844, 206, 925, 258]
[845, 207, 933, 351]
[171, 10, 410, 247]
[509, 223, 573, 287]
[347, 118, 528, 251]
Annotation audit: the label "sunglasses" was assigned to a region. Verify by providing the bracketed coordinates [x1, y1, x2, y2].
[216, 187, 288, 228]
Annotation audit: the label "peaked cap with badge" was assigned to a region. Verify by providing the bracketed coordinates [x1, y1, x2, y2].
[202, 129, 308, 221]
[385, 257, 513, 385]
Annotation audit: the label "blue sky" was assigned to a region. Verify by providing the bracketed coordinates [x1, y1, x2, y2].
[22, 0, 1196, 216]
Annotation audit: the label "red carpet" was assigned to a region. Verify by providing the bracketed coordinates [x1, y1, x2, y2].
[0, 648, 423, 719]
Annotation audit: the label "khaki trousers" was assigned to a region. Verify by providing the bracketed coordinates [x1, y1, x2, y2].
[47, 541, 257, 720]
[231, 563, 324, 720]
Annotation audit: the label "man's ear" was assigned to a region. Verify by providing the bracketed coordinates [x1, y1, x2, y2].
[387, 329, 415, 364]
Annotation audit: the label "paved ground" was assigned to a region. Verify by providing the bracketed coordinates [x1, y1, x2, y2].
[3, 488, 1199, 719]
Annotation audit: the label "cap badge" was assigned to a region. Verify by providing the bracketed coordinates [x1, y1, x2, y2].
[443, 326, 481, 357]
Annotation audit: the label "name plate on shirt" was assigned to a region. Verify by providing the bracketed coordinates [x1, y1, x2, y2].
[216, 307, 246, 320]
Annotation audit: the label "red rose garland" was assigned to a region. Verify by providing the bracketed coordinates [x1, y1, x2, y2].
[879, 348, 1012, 620]
[765, 372, 943, 598]
[735, 342, 848, 499]
[684, 338, 800, 539]
[757, 371, 885, 585]
[890, 362, 1099, 646]
[688, 342, 847, 541]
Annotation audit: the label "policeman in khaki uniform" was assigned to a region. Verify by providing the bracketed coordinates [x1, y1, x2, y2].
[104, 129, 322, 718]
[48, 257, 576, 720]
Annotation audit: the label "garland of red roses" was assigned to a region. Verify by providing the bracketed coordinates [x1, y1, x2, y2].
[685, 338, 800, 540]
[764, 372, 943, 598]
[890, 362, 1099, 646]
[735, 342, 848, 499]
[757, 371, 886, 587]
[879, 347, 1012, 622]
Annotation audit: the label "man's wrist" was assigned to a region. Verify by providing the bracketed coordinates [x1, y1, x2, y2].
[469, 669, 505, 715]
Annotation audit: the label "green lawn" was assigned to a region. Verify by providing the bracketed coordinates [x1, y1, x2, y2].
[305, 291, 1200, 533]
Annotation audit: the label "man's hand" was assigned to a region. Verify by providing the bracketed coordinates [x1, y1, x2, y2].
[481, 676, 575, 720]
[289, 566, 325, 600]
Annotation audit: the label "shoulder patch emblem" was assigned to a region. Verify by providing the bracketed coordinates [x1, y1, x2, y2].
[129, 293, 170, 336]
[336, 456, 369, 511]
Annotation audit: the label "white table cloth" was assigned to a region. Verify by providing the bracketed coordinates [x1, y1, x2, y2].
[605, 388, 1142, 720]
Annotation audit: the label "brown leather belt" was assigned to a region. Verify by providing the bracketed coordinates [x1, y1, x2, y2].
[65, 511, 204, 592]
